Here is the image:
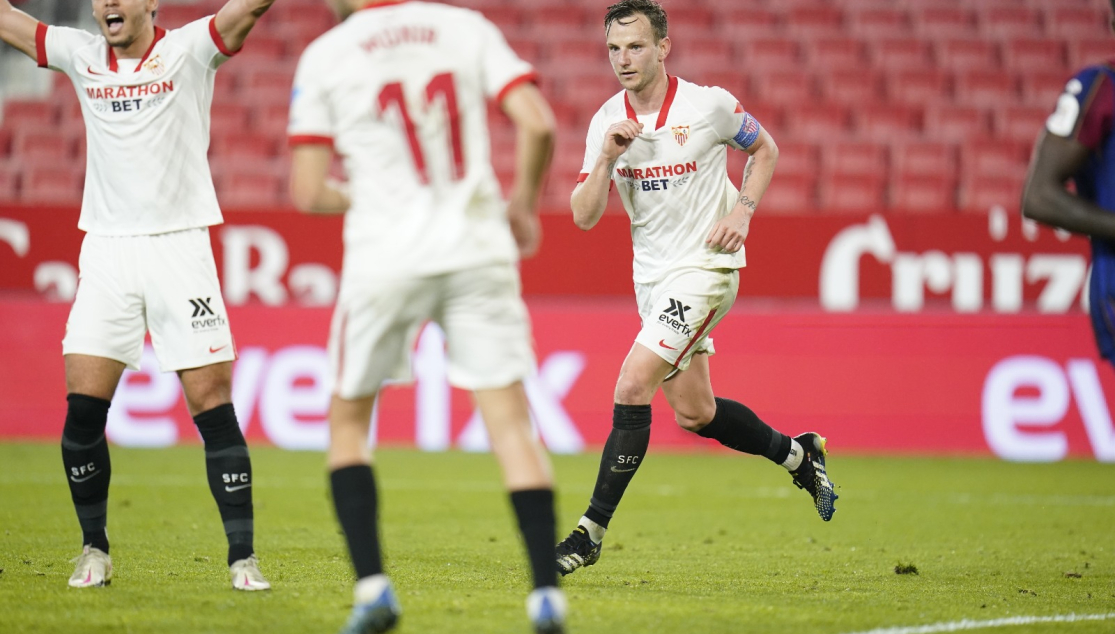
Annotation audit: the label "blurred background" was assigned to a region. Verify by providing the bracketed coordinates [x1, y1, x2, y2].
[1, 0, 1113, 463]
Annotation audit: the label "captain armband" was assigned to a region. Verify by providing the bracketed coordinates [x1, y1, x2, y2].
[733, 113, 761, 149]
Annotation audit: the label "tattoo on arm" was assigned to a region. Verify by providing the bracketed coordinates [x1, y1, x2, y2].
[741, 159, 754, 189]
[738, 194, 757, 211]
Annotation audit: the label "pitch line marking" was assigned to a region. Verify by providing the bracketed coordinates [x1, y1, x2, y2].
[839, 612, 1115, 634]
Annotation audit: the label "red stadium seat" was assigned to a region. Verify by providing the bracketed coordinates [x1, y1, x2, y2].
[528, 6, 590, 39]
[924, 105, 991, 141]
[887, 70, 951, 105]
[783, 105, 850, 140]
[743, 105, 782, 133]
[483, 6, 525, 31]
[216, 169, 282, 208]
[1021, 72, 1070, 108]
[978, 8, 1044, 40]
[210, 102, 251, 138]
[665, 7, 714, 40]
[155, 4, 210, 29]
[668, 40, 733, 79]
[784, 7, 845, 38]
[3, 100, 59, 128]
[806, 38, 868, 72]
[770, 142, 820, 178]
[891, 174, 956, 210]
[212, 132, 278, 161]
[892, 142, 958, 180]
[1069, 39, 1115, 68]
[12, 131, 75, 161]
[847, 8, 911, 38]
[0, 127, 10, 158]
[995, 106, 1048, 144]
[961, 139, 1029, 179]
[820, 71, 883, 106]
[701, 72, 750, 102]
[761, 174, 817, 213]
[234, 35, 286, 62]
[555, 74, 620, 111]
[935, 40, 999, 72]
[868, 39, 933, 72]
[914, 8, 977, 38]
[958, 174, 1025, 212]
[505, 37, 542, 66]
[20, 165, 83, 205]
[853, 105, 922, 142]
[750, 73, 817, 107]
[1046, 8, 1110, 40]
[1003, 39, 1067, 74]
[819, 174, 886, 211]
[718, 9, 780, 40]
[241, 65, 296, 105]
[820, 142, 887, 177]
[954, 71, 1018, 107]
[738, 39, 802, 73]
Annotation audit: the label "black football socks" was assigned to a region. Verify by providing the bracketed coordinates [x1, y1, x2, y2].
[697, 397, 792, 465]
[61, 394, 112, 554]
[510, 488, 559, 589]
[194, 404, 255, 566]
[584, 403, 652, 529]
[330, 464, 384, 580]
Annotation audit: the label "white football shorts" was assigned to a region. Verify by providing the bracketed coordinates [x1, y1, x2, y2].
[634, 267, 739, 372]
[63, 228, 236, 372]
[330, 263, 535, 399]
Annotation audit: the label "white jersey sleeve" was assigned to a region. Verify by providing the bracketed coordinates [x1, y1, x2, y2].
[476, 16, 535, 101]
[36, 24, 98, 74]
[288, 44, 334, 144]
[578, 108, 609, 182]
[702, 86, 758, 151]
[171, 16, 239, 69]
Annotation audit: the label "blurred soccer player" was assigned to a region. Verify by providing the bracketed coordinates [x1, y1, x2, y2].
[0, 0, 275, 590]
[1022, 2, 1115, 367]
[555, 0, 837, 577]
[287, 1, 563, 632]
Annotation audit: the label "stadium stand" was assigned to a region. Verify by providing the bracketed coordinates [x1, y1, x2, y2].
[1, 0, 1110, 213]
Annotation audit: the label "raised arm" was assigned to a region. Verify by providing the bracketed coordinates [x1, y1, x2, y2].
[214, 0, 275, 54]
[571, 119, 643, 231]
[290, 144, 350, 214]
[0, 0, 41, 60]
[706, 126, 778, 253]
[1021, 129, 1115, 241]
[499, 82, 556, 258]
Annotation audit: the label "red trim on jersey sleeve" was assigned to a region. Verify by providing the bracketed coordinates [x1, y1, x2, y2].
[495, 71, 539, 105]
[35, 22, 48, 68]
[208, 17, 240, 56]
[289, 135, 335, 148]
[654, 75, 679, 131]
[734, 102, 745, 114]
[576, 172, 590, 183]
[1076, 73, 1114, 150]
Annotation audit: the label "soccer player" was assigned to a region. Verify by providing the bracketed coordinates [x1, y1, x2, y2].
[1022, 3, 1115, 367]
[287, 1, 564, 632]
[554, 0, 837, 576]
[0, 0, 275, 590]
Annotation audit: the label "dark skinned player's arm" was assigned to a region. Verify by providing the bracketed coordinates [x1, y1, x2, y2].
[1022, 129, 1115, 241]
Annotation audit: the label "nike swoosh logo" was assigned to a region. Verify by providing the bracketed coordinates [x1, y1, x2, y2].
[209, 345, 228, 353]
[70, 472, 100, 483]
[610, 466, 637, 473]
[658, 339, 678, 350]
[87, 65, 106, 76]
[224, 484, 251, 492]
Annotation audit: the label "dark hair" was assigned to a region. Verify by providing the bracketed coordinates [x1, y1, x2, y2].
[605, 0, 668, 42]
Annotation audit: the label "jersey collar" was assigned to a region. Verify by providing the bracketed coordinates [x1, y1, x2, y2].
[107, 25, 166, 73]
[624, 74, 679, 131]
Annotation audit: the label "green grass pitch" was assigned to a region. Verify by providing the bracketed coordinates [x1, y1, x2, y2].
[0, 443, 1113, 634]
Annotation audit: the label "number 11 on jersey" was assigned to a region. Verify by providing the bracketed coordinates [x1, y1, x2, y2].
[376, 72, 464, 184]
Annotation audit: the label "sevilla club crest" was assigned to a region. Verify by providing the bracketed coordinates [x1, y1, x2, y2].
[671, 125, 690, 147]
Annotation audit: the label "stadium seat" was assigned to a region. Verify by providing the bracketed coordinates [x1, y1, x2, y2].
[783, 105, 850, 140]
[0, 165, 18, 201]
[1045, 7, 1109, 40]
[155, 4, 209, 29]
[750, 73, 818, 107]
[954, 71, 1018, 107]
[0, 127, 10, 158]
[555, 74, 620, 111]
[978, 8, 1044, 40]
[769, 142, 820, 178]
[738, 39, 802, 73]
[483, 5, 524, 31]
[820, 141, 888, 177]
[12, 131, 74, 162]
[505, 37, 542, 66]
[1020, 72, 1068, 108]
[542, 37, 608, 78]
[212, 132, 278, 161]
[664, 7, 714, 40]
[806, 38, 868, 72]
[892, 142, 958, 180]
[853, 105, 922, 142]
[958, 174, 1025, 212]
[914, 8, 978, 39]
[742, 105, 782, 134]
[887, 70, 951, 105]
[528, 6, 590, 40]
[20, 165, 83, 205]
[761, 174, 817, 213]
[234, 34, 286, 62]
[935, 40, 999, 72]
[668, 40, 733, 79]
[210, 102, 251, 138]
[820, 71, 883, 106]
[961, 139, 1029, 179]
[924, 105, 991, 141]
[1003, 39, 1067, 74]
[701, 72, 750, 102]
[718, 9, 780, 40]
[2, 100, 59, 128]
[868, 39, 934, 72]
[891, 174, 957, 210]
[847, 8, 911, 38]
[818, 174, 886, 211]
[784, 7, 845, 38]
[216, 169, 282, 208]
[995, 107, 1048, 144]
[1069, 38, 1115, 69]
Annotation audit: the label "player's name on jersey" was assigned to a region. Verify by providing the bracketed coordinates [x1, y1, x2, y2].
[84, 81, 175, 101]
[360, 25, 437, 53]
[614, 162, 697, 181]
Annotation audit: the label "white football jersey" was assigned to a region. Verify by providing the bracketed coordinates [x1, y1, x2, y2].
[37, 17, 235, 236]
[289, 0, 535, 281]
[579, 76, 753, 284]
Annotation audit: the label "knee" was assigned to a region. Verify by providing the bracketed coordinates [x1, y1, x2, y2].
[674, 402, 716, 433]
[614, 376, 655, 405]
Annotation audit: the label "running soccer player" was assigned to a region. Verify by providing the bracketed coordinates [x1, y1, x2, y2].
[0, 0, 275, 590]
[1022, 2, 1115, 367]
[555, 0, 837, 577]
[288, 1, 563, 632]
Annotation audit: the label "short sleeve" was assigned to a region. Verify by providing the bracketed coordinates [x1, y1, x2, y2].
[1045, 66, 1114, 151]
[39, 24, 97, 74]
[476, 14, 537, 103]
[704, 86, 758, 151]
[577, 109, 607, 184]
[288, 46, 334, 147]
[172, 17, 239, 69]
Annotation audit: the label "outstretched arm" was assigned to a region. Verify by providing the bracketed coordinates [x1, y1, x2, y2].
[1021, 129, 1115, 241]
[0, 0, 41, 60]
[706, 126, 778, 253]
[500, 82, 556, 259]
[214, 0, 276, 54]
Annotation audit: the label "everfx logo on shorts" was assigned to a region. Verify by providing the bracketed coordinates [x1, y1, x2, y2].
[189, 297, 226, 331]
[659, 298, 692, 336]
